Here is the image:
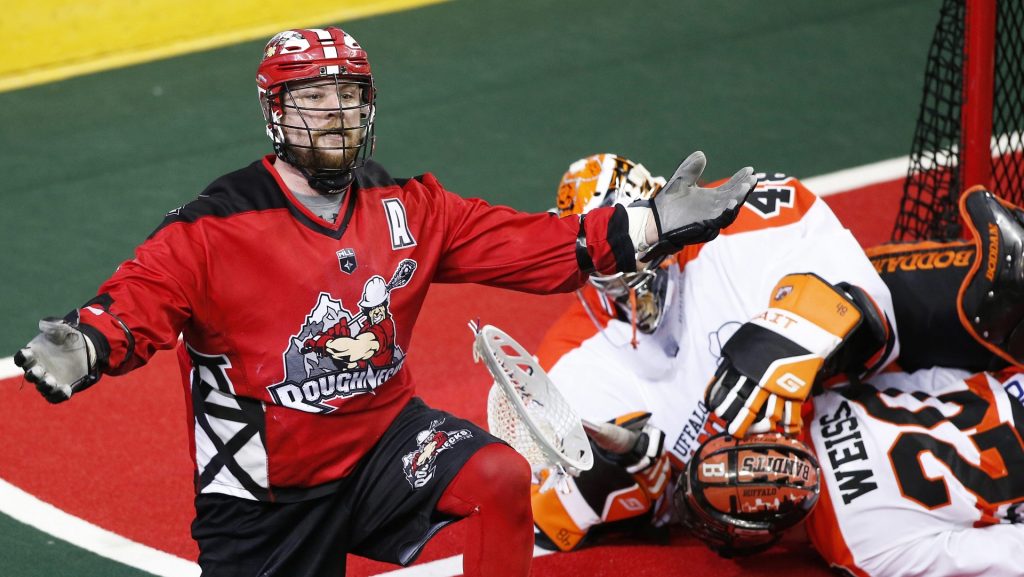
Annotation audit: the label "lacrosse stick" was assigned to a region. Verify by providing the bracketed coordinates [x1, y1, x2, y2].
[470, 322, 640, 492]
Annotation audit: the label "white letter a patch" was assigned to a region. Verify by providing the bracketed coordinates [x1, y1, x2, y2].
[382, 198, 416, 249]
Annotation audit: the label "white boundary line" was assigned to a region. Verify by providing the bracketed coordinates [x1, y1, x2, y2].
[0, 478, 200, 577]
[804, 130, 1023, 197]
[803, 154, 907, 197]
[0, 355, 20, 380]
[375, 547, 554, 577]
[0, 154, 906, 576]
[0, 468, 551, 577]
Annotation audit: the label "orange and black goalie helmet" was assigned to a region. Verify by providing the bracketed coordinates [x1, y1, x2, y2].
[674, 432, 821, 557]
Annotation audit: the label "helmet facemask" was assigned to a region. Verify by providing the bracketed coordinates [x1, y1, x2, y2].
[589, 261, 670, 335]
[263, 75, 376, 192]
[257, 27, 376, 194]
[557, 153, 670, 347]
[673, 465, 782, 557]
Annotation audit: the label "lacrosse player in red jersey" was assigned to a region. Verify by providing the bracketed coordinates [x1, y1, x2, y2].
[12, 27, 759, 577]
[530, 154, 1024, 575]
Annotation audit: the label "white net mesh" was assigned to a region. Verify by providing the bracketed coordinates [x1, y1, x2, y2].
[486, 383, 550, 467]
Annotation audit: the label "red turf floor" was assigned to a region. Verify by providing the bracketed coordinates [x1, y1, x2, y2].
[0, 180, 901, 576]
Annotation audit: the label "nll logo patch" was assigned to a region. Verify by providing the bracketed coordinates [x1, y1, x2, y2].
[337, 248, 357, 274]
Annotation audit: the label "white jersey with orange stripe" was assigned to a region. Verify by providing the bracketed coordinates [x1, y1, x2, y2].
[536, 173, 898, 468]
[806, 367, 1024, 577]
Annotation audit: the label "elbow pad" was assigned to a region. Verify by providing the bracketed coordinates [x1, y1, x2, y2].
[825, 282, 895, 383]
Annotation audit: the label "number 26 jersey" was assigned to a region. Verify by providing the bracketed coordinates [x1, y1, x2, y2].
[806, 367, 1024, 577]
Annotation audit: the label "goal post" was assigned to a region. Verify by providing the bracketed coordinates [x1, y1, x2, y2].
[960, 0, 996, 196]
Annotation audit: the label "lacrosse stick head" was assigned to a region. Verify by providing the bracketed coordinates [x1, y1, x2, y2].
[389, 259, 417, 289]
[472, 324, 593, 481]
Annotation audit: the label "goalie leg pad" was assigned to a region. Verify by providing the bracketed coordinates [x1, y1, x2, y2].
[958, 186, 1024, 367]
[532, 442, 654, 551]
[865, 240, 991, 371]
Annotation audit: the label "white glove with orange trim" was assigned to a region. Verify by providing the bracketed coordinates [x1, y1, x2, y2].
[595, 412, 667, 474]
[704, 273, 863, 437]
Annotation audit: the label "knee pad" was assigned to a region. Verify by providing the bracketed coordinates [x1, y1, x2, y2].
[463, 443, 532, 497]
[441, 443, 531, 517]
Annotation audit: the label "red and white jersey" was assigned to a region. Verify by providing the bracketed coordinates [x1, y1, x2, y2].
[75, 156, 632, 501]
[537, 174, 897, 469]
[806, 367, 1024, 577]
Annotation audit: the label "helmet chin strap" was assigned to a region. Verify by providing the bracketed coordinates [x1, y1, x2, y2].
[276, 144, 355, 194]
[628, 287, 640, 350]
[300, 165, 354, 194]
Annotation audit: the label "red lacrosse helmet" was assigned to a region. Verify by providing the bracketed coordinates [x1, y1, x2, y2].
[674, 432, 821, 557]
[256, 27, 376, 191]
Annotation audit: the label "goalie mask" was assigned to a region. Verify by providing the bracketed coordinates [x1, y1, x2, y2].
[674, 432, 821, 557]
[257, 27, 376, 193]
[557, 154, 672, 337]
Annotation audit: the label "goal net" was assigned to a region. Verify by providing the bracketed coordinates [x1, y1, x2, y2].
[892, 0, 1024, 241]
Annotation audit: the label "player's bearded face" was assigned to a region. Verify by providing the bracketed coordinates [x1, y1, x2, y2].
[281, 80, 368, 170]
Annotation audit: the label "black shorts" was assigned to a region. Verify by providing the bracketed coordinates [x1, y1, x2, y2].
[191, 396, 502, 577]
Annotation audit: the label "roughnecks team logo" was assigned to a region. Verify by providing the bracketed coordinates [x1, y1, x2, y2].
[402, 418, 473, 489]
[268, 260, 417, 413]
